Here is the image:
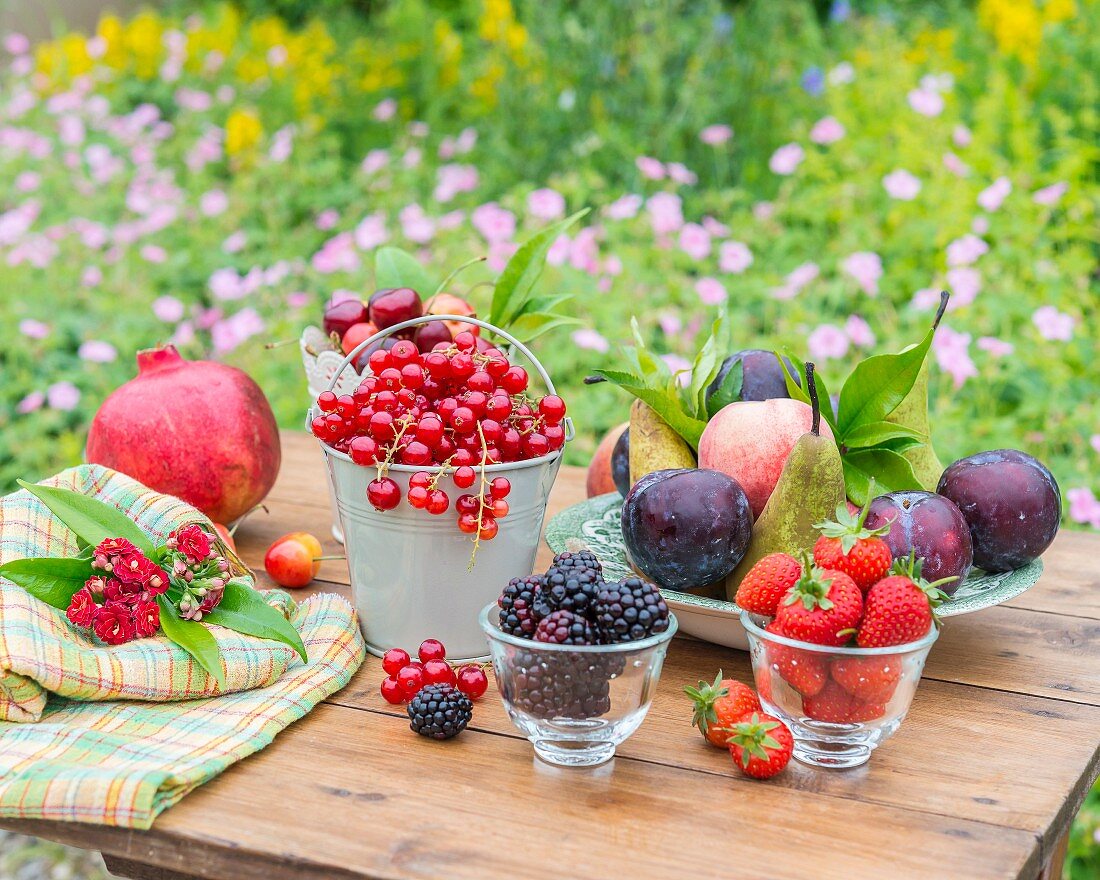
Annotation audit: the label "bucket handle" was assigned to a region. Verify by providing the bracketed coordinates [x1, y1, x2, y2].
[323, 314, 575, 441]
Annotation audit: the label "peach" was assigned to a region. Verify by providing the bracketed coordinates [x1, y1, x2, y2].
[698, 399, 834, 519]
[586, 422, 629, 497]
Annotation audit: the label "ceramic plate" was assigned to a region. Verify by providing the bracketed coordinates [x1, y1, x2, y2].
[545, 493, 1044, 651]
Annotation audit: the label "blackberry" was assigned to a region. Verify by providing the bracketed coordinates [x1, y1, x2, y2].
[498, 575, 548, 638]
[534, 610, 597, 645]
[543, 551, 603, 618]
[595, 577, 670, 643]
[504, 649, 613, 719]
[407, 683, 473, 740]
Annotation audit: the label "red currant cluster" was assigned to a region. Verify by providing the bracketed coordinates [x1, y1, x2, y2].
[311, 330, 568, 553]
[379, 639, 489, 705]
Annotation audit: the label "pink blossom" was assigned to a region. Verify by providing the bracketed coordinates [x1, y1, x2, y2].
[808, 324, 850, 361]
[437, 210, 464, 230]
[268, 126, 294, 162]
[946, 234, 988, 267]
[842, 252, 883, 296]
[1033, 182, 1067, 206]
[15, 171, 39, 192]
[153, 296, 185, 322]
[472, 202, 516, 243]
[315, 209, 339, 231]
[185, 127, 222, 173]
[971, 216, 990, 235]
[702, 217, 730, 237]
[434, 164, 479, 203]
[907, 87, 944, 117]
[572, 329, 610, 353]
[568, 228, 601, 274]
[455, 128, 477, 154]
[635, 156, 665, 180]
[329, 290, 360, 304]
[646, 192, 683, 235]
[373, 98, 397, 122]
[941, 151, 969, 177]
[78, 340, 117, 363]
[360, 149, 389, 175]
[932, 326, 977, 388]
[699, 124, 733, 145]
[0, 200, 40, 245]
[658, 312, 682, 336]
[408, 121, 429, 138]
[828, 62, 855, 85]
[286, 291, 310, 309]
[602, 254, 623, 276]
[139, 244, 166, 263]
[1091, 435, 1100, 455]
[977, 336, 1014, 357]
[487, 240, 519, 272]
[719, 241, 753, 274]
[222, 230, 246, 254]
[977, 177, 1012, 212]
[402, 147, 422, 169]
[47, 381, 81, 411]
[399, 204, 434, 244]
[1066, 488, 1100, 528]
[3, 33, 29, 54]
[1032, 305, 1075, 341]
[809, 116, 845, 144]
[883, 169, 921, 200]
[312, 232, 360, 273]
[772, 262, 820, 300]
[769, 143, 804, 175]
[605, 194, 642, 220]
[175, 88, 212, 112]
[753, 202, 774, 221]
[945, 267, 981, 308]
[58, 115, 85, 146]
[19, 318, 50, 339]
[667, 163, 697, 186]
[845, 315, 876, 348]
[952, 125, 972, 147]
[678, 223, 711, 260]
[546, 234, 570, 266]
[211, 308, 265, 354]
[354, 213, 388, 250]
[695, 277, 727, 305]
[527, 188, 566, 220]
[81, 266, 102, 287]
[661, 355, 692, 386]
[170, 320, 195, 346]
[16, 391, 45, 414]
[199, 190, 228, 216]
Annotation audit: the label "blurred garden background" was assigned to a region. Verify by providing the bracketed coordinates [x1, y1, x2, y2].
[0, 0, 1097, 877]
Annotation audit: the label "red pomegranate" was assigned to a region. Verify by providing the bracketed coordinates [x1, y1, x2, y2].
[86, 345, 281, 522]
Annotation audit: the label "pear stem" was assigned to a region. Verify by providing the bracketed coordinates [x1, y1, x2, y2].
[933, 291, 950, 330]
[805, 361, 820, 436]
[583, 375, 607, 385]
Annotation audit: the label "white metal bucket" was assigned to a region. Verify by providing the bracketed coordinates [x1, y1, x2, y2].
[309, 315, 572, 661]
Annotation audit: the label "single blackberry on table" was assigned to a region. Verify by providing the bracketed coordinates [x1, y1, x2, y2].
[534, 610, 597, 645]
[504, 650, 613, 720]
[595, 577, 670, 643]
[407, 683, 474, 740]
[498, 574, 548, 638]
[542, 551, 604, 618]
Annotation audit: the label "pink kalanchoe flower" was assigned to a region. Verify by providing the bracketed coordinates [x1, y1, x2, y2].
[1033, 182, 1067, 206]
[93, 603, 134, 645]
[635, 156, 665, 180]
[354, 213, 388, 250]
[678, 223, 711, 260]
[946, 234, 988, 267]
[809, 116, 845, 145]
[769, 143, 804, 175]
[47, 381, 81, 411]
[78, 340, 117, 363]
[571, 328, 610, 353]
[808, 324, 849, 361]
[719, 241, 753, 274]
[977, 336, 1014, 357]
[699, 124, 733, 145]
[907, 87, 944, 117]
[67, 586, 99, 628]
[131, 598, 160, 639]
[19, 318, 49, 339]
[153, 295, 185, 322]
[646, 192, 683, 235]
[372, 98, 397, 121]
[845, 315, 876, 348]
[605, 194, 642, 220]
[1032, 305, 1075, 341]
[842, 252, 883, 296]
[199, 189, 227, 219]
[171, 524, 214, 563]
[472, 202, 516, 243]
[977, 177, 1012, 212]
[695, 277, 727, 305]
[933, 326, 978, 388]
[945, 267, 981, 308]
[666, 163, 698, 186]
[527, 188, 566, 220]
[883, 169, 921, 200]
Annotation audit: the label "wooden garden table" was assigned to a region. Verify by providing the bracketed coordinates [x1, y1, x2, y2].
[2, 431, 1097, 880]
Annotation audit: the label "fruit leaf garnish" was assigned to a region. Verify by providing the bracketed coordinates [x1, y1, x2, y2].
[593, 312, 729, 451]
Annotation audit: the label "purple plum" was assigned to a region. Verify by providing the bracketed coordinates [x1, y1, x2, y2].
[937, 449, 1061, 572]
[865, 491, 973, 592]
[611, 429, 630, 497]
[705, 350, 799, 405]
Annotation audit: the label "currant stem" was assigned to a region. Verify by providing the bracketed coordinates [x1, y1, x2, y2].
[468, 421, 491, 572]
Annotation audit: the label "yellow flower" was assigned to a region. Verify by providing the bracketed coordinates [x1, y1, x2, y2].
[479, 0, 515, 42]
[1042, 0, 1076, 23]
[96, 14, 126, 69]
[978, 0, 1042, 67]
[434, 20, 463, 89]
[34, 33, 93, 86]
[225, 108, 263, 156]
[122, 11, 165, 79]
[470, 59, 504, 105]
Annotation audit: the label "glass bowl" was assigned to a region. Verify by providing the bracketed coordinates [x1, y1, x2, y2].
[740, 609, 938, 769]
[480, 603, 678, 767]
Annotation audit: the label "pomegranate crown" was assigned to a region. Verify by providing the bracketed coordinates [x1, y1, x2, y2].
[813, 478, 890, 554]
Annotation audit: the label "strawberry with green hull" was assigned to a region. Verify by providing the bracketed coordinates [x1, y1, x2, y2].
[857, 554, 953, 648]
[831, 654, 902, 704]
[774, 559, 863, 648]
[734, 552, 802, 617]
[684, 672, 761, 748]
[764, 621, 828, 697]
[803, 678, 887, 723]
[726, 711, 794, 779]
[812, 493, 893, 592]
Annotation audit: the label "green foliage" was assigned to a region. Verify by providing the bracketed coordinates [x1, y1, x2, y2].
[0, 558, 94, 610]
[204, 580, 307, 662]
[157, 595, 227, 689]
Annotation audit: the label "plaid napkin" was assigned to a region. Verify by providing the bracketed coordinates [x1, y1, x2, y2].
[0, 465, 365, 827]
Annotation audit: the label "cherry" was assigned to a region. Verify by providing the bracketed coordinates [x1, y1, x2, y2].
[263, 532, 324, 588]
[316, 390, 339, 413]
[407, 485, 429, 508]
[478, 515, 498, 541]
[414, 320, 453, 353]
[396, 661, 426, 697]
[382, 647, 411, 676]
[380, 675, 406, 705]
[349, 435, 379, 465]
[418, 638, 447, 662]
[422, 658, 457, 686]
[409, 471, 432, 490]
[489, 477, 511, 499]
[342, 322, 378, 355]
[538, 394, 566, 423]
[453, 466, 476, 488]
[455, 664, 489, 700]
[426, 489, 449, 515]
[323, 298, 368, 338]
[368, 287, 422, 331]
[501, 366, 529, 394]
[367, 477, 401, 510]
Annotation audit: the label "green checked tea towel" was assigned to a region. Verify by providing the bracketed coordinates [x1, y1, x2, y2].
[0, 465, 365, 827]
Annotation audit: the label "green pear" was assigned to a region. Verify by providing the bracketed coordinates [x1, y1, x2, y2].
[628, 399, 695, 485]
[725, 363, 845, 600]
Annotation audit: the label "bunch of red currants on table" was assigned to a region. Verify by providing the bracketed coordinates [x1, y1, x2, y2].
[380, 639, 489, 741]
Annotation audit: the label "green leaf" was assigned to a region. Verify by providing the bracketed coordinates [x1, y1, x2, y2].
[837, 328, 934, 434]
[593, 369, 708, 450]
[17, 480, 156, 556]
[204, 580, 308, 663]
[842, 448, 922, 506]
[490, 209, 588, 328]
[843, 421, 924, 449]
[0, 557, 94, 609]
[878, 435, 924, 454]
[157, 596, 226, 689]
[706, 359, 743, 418]
[505, 311, 580, 342]
[374, 246, 436, 296]
[689, 313, 726, 419]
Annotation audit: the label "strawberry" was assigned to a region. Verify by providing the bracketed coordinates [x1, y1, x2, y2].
[857, 554, 953, 648]
[764, 620, 827, 696]
[774, 559, 863, 647]
[813, 498, 893, 591]
[831, 654, 902, 703]
[734, 553, 802, 616]
[727, 711, 793, 779]
[684, 672, 760, 748]
[803, 678, 886, 723]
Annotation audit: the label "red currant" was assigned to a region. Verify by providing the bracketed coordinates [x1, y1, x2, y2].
[378, 367, 402, 390]
[466, 371, 494, 393]
[396, 662, 426, 697]
[409, 471, 432, 490]
[455, 664, 489, 700]
[422, 658, 457, 686]
[449, 352, 475, 379]
[436, 398, 459, 422]
[368, 411, 395, 440]
[489, 497, 509, 518]
[401, 441, 433, 466]
[489, 477, 511, 499]
[426, 489, 449, 515]
[349, 435, 379, 465]
[390, 339, 420, 365]
[499, 428, 521, 458]
[381, 647, 411, 675]
[453, 448, 476, 466]
[500, 366, 529, 394]
[418, 638, 447, 662]
[435, 436, 457, 461]
[480, 418, 501, 444]
[367, 477, 401, 510]
[456, 494, 480, 514]
[316, 390, 339, 413]
[453, 330, 477, 351]
[414, 416, 443, 448]
[538, 394, 566, 424]
[482, 446, 502, 464]
[524, 432, 550, 458]
[462, 390, 488, 416]
[485, 357, 508, 379]
[544, 424, 566, 450]
[478, 515, 498, 540]
[324, 412, 347, 439]
[453, 465, 476, 488]
[423, 351, 451, 379]
[400, 363, 423, 390]
[407, 485, 429, 508]
[335, 394, 357, 417]
[368, 349, 391, 373]
[457, 512, 479, 534]
[486, 395, 511, 420]
[374, 390, 398, 412]
[451, 406, 476, 434]
[380, 675, 406, 705]
[310, 416, 328, 439]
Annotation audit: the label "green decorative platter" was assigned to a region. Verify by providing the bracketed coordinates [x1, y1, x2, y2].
[546, 493, 1044, 651]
